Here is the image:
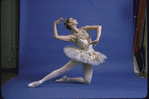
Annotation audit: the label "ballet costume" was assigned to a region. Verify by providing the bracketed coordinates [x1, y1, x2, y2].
[64, 28, 107, 66]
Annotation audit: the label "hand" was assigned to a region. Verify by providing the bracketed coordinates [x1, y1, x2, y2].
[88, 40, 99, 46]
[54, 17, 64, 24]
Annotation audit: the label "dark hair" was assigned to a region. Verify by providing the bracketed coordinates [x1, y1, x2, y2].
[63, 18, 71, 30]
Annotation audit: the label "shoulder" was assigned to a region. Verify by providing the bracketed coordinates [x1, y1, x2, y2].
[68, 34, 75, 37]
[68, 35, 77, 43]
[82, 25, 102, 31]
[68, 35, 77, 39]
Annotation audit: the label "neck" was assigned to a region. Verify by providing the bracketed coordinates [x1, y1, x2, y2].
[71, 25, 80, 34]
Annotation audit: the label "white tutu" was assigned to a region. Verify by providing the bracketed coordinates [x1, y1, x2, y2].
[63, 28, 107, 66]
[64, 45, 107, 66]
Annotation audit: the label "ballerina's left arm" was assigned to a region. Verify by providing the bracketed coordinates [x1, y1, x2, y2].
[83, 25, 102, 46]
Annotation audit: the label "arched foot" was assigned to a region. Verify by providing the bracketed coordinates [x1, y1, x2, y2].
[28, 81, 42, 88]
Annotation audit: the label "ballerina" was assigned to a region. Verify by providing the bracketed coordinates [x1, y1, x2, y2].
[28, 17, 107, 87]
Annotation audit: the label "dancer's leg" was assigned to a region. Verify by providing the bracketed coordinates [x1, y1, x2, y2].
[63, 63, 93, 84]
[40, 60, 80, 82]
[28, 60, 80, 87]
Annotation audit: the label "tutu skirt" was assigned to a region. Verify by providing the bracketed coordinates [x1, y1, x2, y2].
[64, 46, 107, 66]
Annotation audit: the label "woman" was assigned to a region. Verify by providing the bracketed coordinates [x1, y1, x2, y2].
[28, 17, 107, 87]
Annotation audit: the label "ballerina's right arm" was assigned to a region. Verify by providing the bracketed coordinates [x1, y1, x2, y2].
[53, 17, 76, 42]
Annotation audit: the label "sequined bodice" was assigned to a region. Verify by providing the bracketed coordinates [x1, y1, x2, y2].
[74, 28, 90, 40]
[73, 28, 94, 52]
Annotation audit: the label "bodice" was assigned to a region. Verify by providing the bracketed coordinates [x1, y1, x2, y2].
[73, 28, 94, 52]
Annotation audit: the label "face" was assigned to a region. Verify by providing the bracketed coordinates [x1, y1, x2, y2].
[69, 18, 78, 25]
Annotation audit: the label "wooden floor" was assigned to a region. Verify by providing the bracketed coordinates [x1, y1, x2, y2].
[1, 70, 147, 86]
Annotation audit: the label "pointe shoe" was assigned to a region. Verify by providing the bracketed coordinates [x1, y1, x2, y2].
[28, 81, 42, 88]
[55, 76, 69, 83]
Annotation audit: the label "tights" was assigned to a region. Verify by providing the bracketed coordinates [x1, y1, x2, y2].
[28, 59, 93, 87]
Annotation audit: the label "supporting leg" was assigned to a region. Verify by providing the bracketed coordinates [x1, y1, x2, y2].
[64, 63, 93, 84]
[28, 60, 80, 87]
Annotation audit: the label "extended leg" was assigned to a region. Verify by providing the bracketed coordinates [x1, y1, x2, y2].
[65, 63, 93, 84]
[28, 60, 80, 87]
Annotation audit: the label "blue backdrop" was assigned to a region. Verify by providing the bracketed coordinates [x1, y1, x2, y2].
[2, 0, 147, 98]
[19, 0, 134, 73]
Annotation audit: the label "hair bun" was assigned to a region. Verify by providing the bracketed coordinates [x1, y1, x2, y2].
[63, 18, 71, 30]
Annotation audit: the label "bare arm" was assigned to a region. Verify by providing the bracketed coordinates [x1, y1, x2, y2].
[83, 25, 102, 46]
[53, 17, 76, 42]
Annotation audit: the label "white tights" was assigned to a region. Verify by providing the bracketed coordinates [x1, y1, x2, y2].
[28, 60, 93, 87]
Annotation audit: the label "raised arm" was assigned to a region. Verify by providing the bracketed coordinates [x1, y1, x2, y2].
[83, 25, 102, 46]
[53, 17, 76, 42]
